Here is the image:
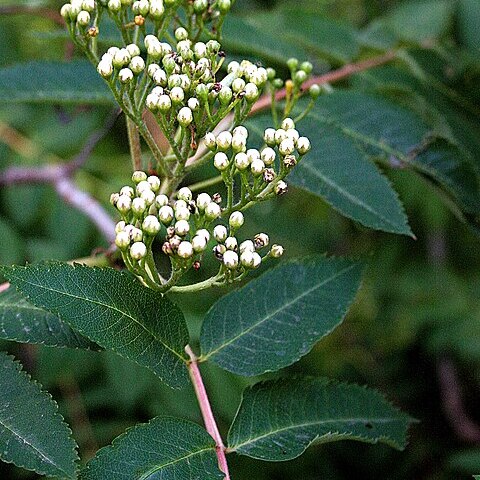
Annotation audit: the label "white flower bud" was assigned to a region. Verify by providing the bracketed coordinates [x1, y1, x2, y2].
[261, 147, 276, 166]
[140, 189, 155, 205]
[177, 241, 193, 258]
[145, 176, 160, 192]
[132, 197, 147, 215]
[107, 46, 120, 57]
[146, 93, 160, 110]
[279, 138, 295, 156]
[60, 4, 72, 19]
[175, 207, 190, 221]
[170, 86, 185, 103]
[155, 194, 169, 207]
[240, 250, 261, 268]
[113, 49, 130, 68]
[126, 43, 140, 57]
[115, 231, 130, 249]
[177, 106, 193, 126]
[196, 193, 211, 211]
[244, 83, 259, 102]
[151, 86, 164, 97]
[225, 236, 238, 251]
[129, 226, 143, 242]
[285, 129, 300, 143]
[175, 27, 189, 41]
[115, 220, 126, 233]
[275, 129, 288, 145]
[158, 94, 172, 112]
[233, 126, 248, 139]
[153, 69, 167, 85]
[297, 136, 311, 155]
[129, 56, 145, 74]
[116, 195, 132, 213]
[213, 225, 228, 242]
[216, 131, 232, 151]
[270, 244, 284, 258]
[204, 132, 216, 150]
[223, 250, 239, 269]
[264, 128, 276, 146]
[196, 228, 211, 242]
[232, 78, 245, 93]
[174, 200, 187, 210]
[281, 117, 295, 130]
[250, 158, 265, 175]
[120, 186, 135, 198]
[234, 152, 250, 170]
[187, 97, 200, 111]
[149, 0, 165, 18]
[229, 211, 244, 229]
[177, 187, 192, 202]
[119, 68, 134, 83]
[142, 215, 161, 235]
[136, 180, 151, 194]
[194, 42, 207, 58]
[192, 235, 207, 252]
[159, 205, 174, 224]
[231, 134, 247, 152]
[214, 152, 229, 171]
[77, 10, 91, 25]
[148, 63, 160, 78]
[240, 239, 255, 253]
[205, 202, 221, 220]
[130, 242, 147, 260]
[97, 60, 113, 78]
[175, 219, 190, 236]
[132, 170, 148, 183]
[147, 39, 163, 58]
[227, 61, 240, 74]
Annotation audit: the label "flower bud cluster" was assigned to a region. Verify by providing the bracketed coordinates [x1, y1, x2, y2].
[204, 118, 310, 199]
[61, 0, 97, 29]
[110, 172, 283, 284]
[97, 44, 146, 82]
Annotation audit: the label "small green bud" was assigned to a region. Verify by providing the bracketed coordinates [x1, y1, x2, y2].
[193, 0, 208, 13]
[286, 57, 298, 71]
[132, 171, 148, 183]
[300, 61, 313, 74]
[294, 70, 307, 85]
[218, 0, 231, 14]
[175, 27, 188, 41]
[270, 244, 284, 258]
[309, 84, 321, 99]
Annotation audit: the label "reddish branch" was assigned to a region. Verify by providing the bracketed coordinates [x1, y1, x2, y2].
[0, 282, 10, 293]
[0, 111, 120, 243]
[438, 357, 480, 443]
[186, 346, 231, 479]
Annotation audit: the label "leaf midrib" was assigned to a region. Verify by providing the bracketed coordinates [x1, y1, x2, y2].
[204, 263, 358, 359]
[231, 416, 404, 451]
[138, 446, 214, 479]
[0, 417, 69, 476]
[10, 275, 186, 363]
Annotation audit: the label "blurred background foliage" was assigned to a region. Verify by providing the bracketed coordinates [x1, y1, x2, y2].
[1, 0, 480, 478]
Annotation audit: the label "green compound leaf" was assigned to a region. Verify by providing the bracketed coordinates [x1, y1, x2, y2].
[0, 287, 97, 350]
[0, 352, 78, 478]
[228, 377, 413, 461]
[80, 416, 224, 480]
[1, 263, 190, 388]
[201, 256, 364, 376]
[0, 61, 113, 105]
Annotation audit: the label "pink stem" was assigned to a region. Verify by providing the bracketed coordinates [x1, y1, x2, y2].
[0, 282, 10, 293]
[186, 345, 230, 479]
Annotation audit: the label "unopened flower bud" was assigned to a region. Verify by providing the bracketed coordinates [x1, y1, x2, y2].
[175, 207, 190, 221]
[155, 194, 169, 207]
[170, 86, 185, 104]
[159, 205, 174, 224]
[192, 235, 207, 252]
[234, 152, 250, 170]
[132, 170, 148, 183]
[97, 60, 113, 77]
[120, 186, 135, 198]
[113, 49, 130, 68]
[136, 180, 151, 195]
[225, 236, 238, 251]
[130, 241, 147, 260]
[294, 70, 307, 85]
[116, 195, 132, 214]
[149, 0, 165, 18]
[244, 83, 259, 102]
[232, 78, 246, 93]
[296, 137, 311, 155]
[60, 4, 73, 20]
[177, 187, 192, 202]
[300, 61, 313, 74]
[147, 176, 161, 192]
[77, 10, 91, 25]
[129, 56, 145, 74]
[177, 106, 193, 126]
[270, 244, 284, 258]
[241, 250, 261, 269]
[126, 43, 140, 57]
[218, 0, 231, 13]
[263, 168, 276, 183]
[175, 219, 190, 236]
[175, 27, 188, 41]
[264, 128, 276, 146]
[231, 134, 247, 152]
[115, 231, 130, 249]
[286, 57, 298, 71]
[204, 132, 216, 150]
[240, 239, 255, 253]
[110, 193, 120, 206]
[274, 129, 287, 144]
[213, 225, 228, 242]
[143, 215, 161, 235]
[223, 250, 238, 269]
[153, 69, 167, 85]
[279, 138, 295, 156]
[177, 241, 193, 258]
[196, 193, 211, 211]
[281, 117, 295, 130]
[132, 197, 147, 215]
[115, 221, 126, 233]
[309, 84, 321, 99]
[251, 158, 265, 176]
[196, 229, 211, 242]
[214, 152, 229, 171]
[193, 0, 208, 13]
[216, 131, 232, 151]
[283, 155, 297, 168]
[158, 94, 172, 112]
[229, 211, 244, 229]
[119, 68, 134, 83]
[205, 202, 221, 220]
[188, 97, 200, 111]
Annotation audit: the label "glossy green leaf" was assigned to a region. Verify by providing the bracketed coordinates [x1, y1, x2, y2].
[228, 377, 412, 461]
[1, 263, 190, 388]
[247, 8, 360, 63]
[201, 256, 363, 376]
[80, 416, 224, 480]
[0, 287, 97, 350]
[0, 61, 113, 105]
[0, 352, 78, 478]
